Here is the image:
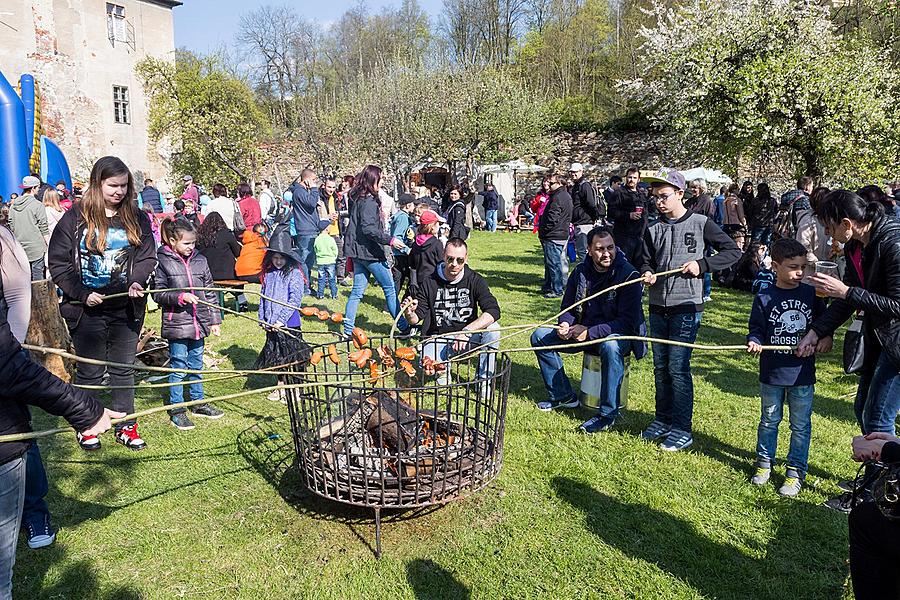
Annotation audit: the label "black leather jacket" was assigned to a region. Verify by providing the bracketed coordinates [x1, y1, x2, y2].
[811, 214, 900, 368]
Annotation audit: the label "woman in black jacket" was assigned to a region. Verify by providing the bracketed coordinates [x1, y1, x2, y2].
[445, 186, 469, 240]
[341, 165, 407, 336]
[48, 156, 157, 451]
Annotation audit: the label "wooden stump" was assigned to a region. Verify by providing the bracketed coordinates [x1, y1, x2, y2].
[25, 279, 75, 382]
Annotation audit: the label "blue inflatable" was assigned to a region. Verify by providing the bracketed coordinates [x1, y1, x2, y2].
[41, 136, 71, 190]
[0, 71, 31, 199]
[18, 74, 36, 156]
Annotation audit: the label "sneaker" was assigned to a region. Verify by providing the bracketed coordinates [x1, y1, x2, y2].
[751, 466, 771, 486]
[536, 396, 579, 411]
[340, 276, 353, 287]
[660, 429, 693, 452]
[23, 514, 55, 549]
[237, 303, 250, 313]
[170, 412, 195, 430]
[316, 294, 324, 299]
[838, 476, 865, 493]
[640, 420, 672, 441]
[702, 295, 712, 303]
[115, 424, 148, 450]
[76, 431, 101, 451]
[778, 469, 803, 497]
[191, 404, 224, 419]
[579, 414, 616, 433]
[543, 292, 562, 299]
[267, 389, 284, 403]
[823, 491, 856, 514]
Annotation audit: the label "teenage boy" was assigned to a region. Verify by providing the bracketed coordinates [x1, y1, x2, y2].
[636, 168, 741, 451]
[747, 238, 830, 496]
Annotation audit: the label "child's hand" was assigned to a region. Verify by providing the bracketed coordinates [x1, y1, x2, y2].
[211, 325, 221, 337]
[181, 293, 199, 305]
[747, 341, 763, 355]
[815, 335, 833, 354]
[681, 261, 701, 277]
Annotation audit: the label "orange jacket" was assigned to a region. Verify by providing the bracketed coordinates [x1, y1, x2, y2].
[235, 230, 266, 277]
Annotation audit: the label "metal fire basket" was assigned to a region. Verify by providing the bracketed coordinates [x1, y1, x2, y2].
[285, 335, 511, 557]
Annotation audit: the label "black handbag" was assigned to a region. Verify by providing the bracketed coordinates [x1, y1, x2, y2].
[843, 313, 865, 374]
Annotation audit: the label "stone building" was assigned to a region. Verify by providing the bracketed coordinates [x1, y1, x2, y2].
[0, 0, 181, 189]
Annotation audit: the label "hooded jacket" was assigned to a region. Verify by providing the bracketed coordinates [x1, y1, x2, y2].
[571, 177, 603, 225]
[409, 234, 444, 293]
[538, 186, 573, 242]
[291, 182, 328, 237]
[344, 192, 392, 262]
[811, 214, 900, 369]
[154, 246, 222, 340]
[8, 193, 49, 261]
[558, 249, 645, 345]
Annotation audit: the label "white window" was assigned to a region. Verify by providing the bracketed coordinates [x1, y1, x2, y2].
[113, 86, 130, 124]
[106, 3, 126, 44]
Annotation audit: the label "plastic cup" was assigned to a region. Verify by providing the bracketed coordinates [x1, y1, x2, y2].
[814, 261, 839, 297]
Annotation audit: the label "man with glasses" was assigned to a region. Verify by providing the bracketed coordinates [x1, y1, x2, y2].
[636, 168, 741, 451]
[530, 227, 646, 432]
[402, 238, 501, 381]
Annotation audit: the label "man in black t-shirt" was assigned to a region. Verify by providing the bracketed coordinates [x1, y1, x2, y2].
[402, 238, 501, 380]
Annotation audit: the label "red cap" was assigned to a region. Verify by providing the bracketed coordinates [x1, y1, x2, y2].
[419, 209, 446, 225]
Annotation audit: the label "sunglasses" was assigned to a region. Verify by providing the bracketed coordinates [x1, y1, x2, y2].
[445, 256, 466, 265]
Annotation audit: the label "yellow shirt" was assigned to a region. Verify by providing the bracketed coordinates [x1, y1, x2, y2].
[325, 194, 339, 236]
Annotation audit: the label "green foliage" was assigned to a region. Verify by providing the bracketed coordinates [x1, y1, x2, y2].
[621, 0, 900, 182]
[547, 95, 609, 131]
[136, 52, 270, 186]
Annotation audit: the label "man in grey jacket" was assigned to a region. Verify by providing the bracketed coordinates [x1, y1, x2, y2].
[8, 176, 49, 280]
[636, 168, 741, 451]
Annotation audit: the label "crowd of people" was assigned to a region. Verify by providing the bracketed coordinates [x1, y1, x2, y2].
[2, 154, 899, 599]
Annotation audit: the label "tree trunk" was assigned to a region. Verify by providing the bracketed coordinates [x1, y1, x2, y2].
[25, 280, 75, 381]
[803, 152, 822, 179]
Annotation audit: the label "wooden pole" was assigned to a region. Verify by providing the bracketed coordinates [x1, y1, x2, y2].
[26, 279, 73, 381]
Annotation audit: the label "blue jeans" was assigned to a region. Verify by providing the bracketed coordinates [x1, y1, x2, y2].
[485, 209, 497, 232]
[541, 240, 568, 295]
[343, 259, 404, 335]
[702, 273, 712, 299]
[168, 338, 205, 411]
[855, 351, 900, 435]
[574, 227, 590, 265]
[531, 327, 631, 417]
[0, 455, 26, 599]
[422, 322, 500, 380]
[756, 383, 814, 477]
[293, 235, 317, 295]
[317, 263, 337, 298]
[22, 442, 49, 533]
[649, 312, 702, 432]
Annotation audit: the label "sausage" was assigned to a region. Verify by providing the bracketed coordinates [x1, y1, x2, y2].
[309, 351, 324, 365]
[317, 310, 330, 321]
[348, 349, 363, 363]
[376, 346, 395, 368]
[395, 346, 416, 360]
[399, 359, 416, 376]
[330, 312, 343, 324]
[354, 348, 372, 368]
[352, 327, 368, 349]
[327, 344, 340, 364]
[368, 361, 381, 383]
[300, 306, 318, 317]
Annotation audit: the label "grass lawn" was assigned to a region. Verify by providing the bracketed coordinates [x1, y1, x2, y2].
[16, 230, 859, 599]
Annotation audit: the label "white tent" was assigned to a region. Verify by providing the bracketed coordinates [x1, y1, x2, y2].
[681, 167, 733, 185]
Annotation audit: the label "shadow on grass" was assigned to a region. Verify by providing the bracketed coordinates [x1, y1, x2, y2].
[406, 559, 470, 600]
[14, 543, 144, 599]
[236, 419, 444, 557]
[552, 476, 847, 600]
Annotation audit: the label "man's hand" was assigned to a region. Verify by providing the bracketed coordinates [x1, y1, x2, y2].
[796, 330, 819, 358]
[681, 261, 701, 277]
[642, 271, 657, 286]
[747, 341, 763, 355]
[452, 331, 471, 353]
[569, 324, 589, 342]
[852, 432, 898, 462]
[557, 322, 570, 339]
[128, 282, 145, 298]
[210, 324, 221, 337]
[181, 293, 200, 305]
[815, 336, 833, 354]
[402, 298, 418, 320]
[390, 238, 407, 250]
[86, 292, 105, 307]
[809, 273, 849, 299]
[81, 408, 125, 437]
[629, 211, 642, 220]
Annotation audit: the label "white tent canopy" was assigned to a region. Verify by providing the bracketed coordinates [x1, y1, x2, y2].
[680, 167, 733, 185]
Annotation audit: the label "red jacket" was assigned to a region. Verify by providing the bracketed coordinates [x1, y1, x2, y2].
[239, 196, 262, 230]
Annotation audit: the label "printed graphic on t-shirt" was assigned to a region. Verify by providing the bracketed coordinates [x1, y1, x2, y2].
[767, 298, 811, 353]
[80, 226, 130, 289]
[434, 287, 473, 329]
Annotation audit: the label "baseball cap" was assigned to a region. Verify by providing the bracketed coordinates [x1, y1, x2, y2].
[643, 168, 686, 191]
[569, 162, 584, 172]
[182, 175, 193, 182]
[419, 209, 446, 225]
[398, 193, 416, 207]
[20, 175, 40, 189]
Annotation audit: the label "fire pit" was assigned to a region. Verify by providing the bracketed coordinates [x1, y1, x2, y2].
[284, 335, 511, 556]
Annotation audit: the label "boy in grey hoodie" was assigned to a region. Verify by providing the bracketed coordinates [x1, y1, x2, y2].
[636, 169, 741, 451]
[8, 176, 49, 280]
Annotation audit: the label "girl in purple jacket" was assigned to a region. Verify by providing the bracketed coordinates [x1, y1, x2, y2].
[155, 217, 224, 430]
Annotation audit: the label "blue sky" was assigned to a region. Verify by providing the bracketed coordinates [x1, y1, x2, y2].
[173, 0, 443, 54]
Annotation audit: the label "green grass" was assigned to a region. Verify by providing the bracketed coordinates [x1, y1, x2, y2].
[17, 231, 858, 599]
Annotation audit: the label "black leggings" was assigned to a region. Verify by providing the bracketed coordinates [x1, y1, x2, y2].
[70, 308, 143, 426]
[850, 500, 900, 599]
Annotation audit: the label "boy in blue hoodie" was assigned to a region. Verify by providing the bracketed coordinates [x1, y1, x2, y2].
[530, 226, 646, 432]
[747, 237, 829, 496]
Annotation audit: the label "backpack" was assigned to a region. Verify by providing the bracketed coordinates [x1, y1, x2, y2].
[772, 191, 806, 241]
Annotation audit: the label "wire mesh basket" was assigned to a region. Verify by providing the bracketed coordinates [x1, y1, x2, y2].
[285, 335, 511, 516]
